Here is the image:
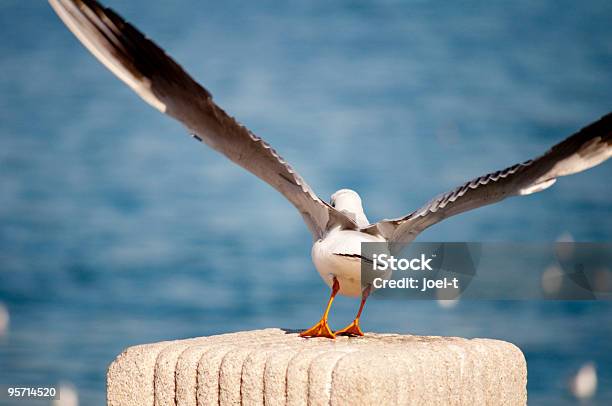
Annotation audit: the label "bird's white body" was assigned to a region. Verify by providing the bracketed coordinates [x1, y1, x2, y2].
[311, 189, 386, 297]
[312, 227, 385, 297]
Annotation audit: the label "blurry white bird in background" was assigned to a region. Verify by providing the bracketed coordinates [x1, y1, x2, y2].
[569, 362, 597, 400]
[53, 382, 79, 406]
[0, 303, 9, 337]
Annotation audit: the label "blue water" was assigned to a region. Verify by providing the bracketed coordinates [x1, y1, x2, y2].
[1, 0, 611, 404]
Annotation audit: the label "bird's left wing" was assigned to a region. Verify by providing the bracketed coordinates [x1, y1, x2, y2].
[364, 113, 612, 245]
[49, 0, 357, 239]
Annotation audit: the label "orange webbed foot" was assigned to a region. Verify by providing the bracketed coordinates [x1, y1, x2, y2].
[335, 319, 364, 337]
[299, 319, 336, 339]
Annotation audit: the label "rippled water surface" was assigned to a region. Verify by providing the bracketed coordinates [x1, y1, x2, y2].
[1, 1, 612, 404]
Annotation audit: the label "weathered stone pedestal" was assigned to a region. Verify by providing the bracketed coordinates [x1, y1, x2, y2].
[107, 328, 527, 405]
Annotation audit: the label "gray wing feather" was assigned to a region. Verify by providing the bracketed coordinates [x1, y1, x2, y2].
[49, 0, 357, 239]
[367, 112, 612, 245]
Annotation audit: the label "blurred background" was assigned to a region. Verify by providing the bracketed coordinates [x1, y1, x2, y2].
[1, 0, 611, 404]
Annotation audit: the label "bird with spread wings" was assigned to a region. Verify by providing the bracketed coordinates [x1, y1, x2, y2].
[49, 0, 611, 338]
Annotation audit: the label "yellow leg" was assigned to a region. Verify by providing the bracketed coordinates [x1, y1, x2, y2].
[336, 284, 371, 337]
[300, 277, 340, 339]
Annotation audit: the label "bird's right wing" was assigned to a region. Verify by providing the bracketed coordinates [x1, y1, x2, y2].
[49, 0, 357, 239]
[364, 113, 612, 246]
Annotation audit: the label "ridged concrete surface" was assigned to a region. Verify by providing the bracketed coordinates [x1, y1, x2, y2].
[107, 328, 527, 405]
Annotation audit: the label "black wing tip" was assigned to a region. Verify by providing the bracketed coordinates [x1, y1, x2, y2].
[579, 111, 612, 140]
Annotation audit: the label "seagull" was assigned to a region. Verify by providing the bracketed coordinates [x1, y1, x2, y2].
[49, 0, 612, 338]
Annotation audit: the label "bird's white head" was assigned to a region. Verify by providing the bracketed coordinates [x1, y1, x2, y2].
[330, 189, 370, 227]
